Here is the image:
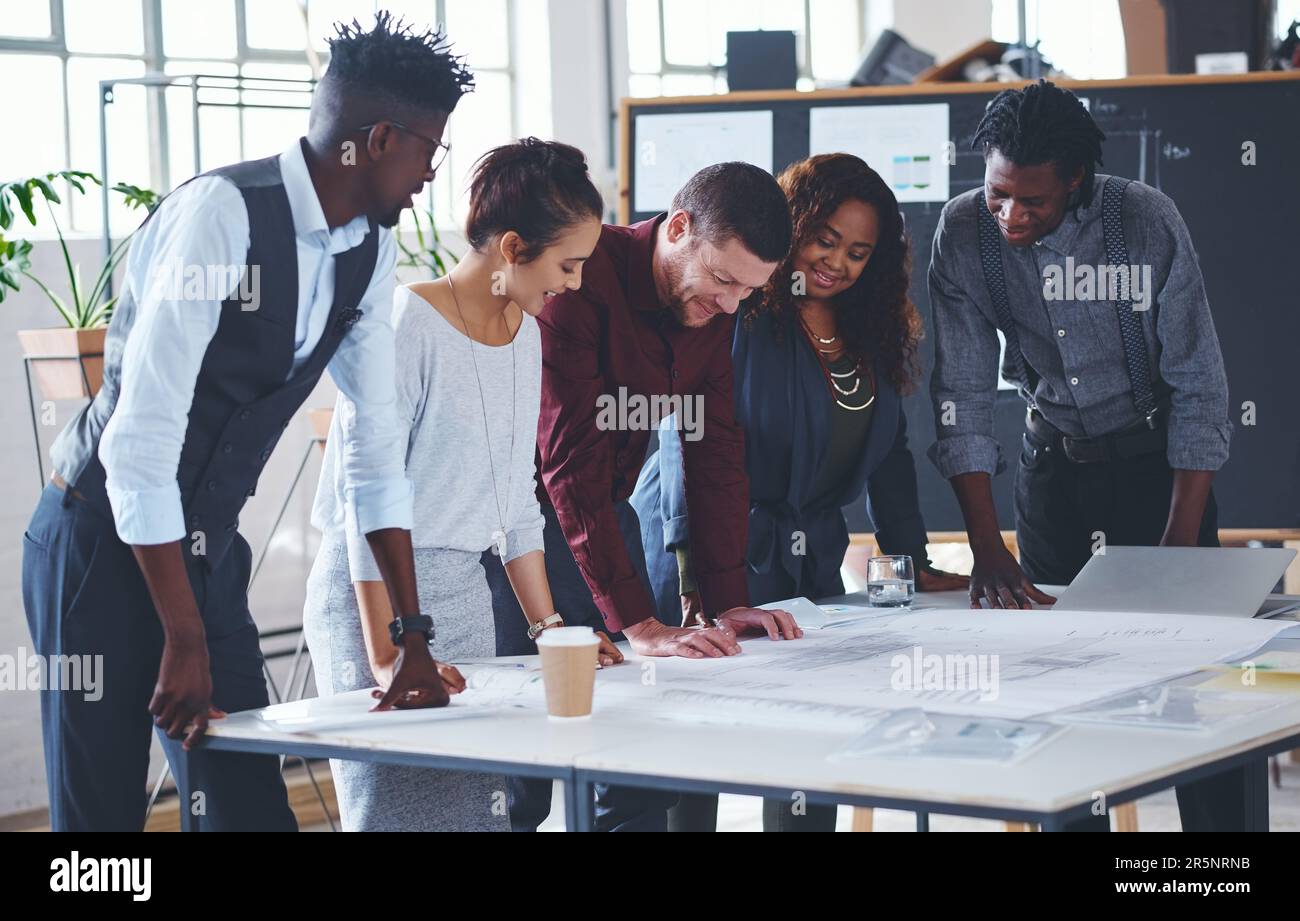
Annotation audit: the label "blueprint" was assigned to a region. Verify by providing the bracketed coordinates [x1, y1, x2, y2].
[457, 607, 1296, 727]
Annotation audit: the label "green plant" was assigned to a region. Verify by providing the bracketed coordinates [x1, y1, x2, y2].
[0, 171, 159, 327]
[396, 203, 459, 277]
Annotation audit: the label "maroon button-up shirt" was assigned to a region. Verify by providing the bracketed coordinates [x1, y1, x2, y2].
[535, 215, 750, 632]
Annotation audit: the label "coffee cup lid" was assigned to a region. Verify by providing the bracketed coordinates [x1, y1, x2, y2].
[536, 625, 599, 647]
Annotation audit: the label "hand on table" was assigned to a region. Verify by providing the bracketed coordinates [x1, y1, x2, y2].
[916, 566, 970, 593]
[623, 616, 742, 659]
[715, 605, 803, 641]
[151, 629, 226, 750]
[370, 639, 463, 710]
[969, 546, 1056, 609]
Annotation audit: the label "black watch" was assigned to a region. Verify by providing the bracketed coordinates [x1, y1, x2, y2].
[389, 614, 435, 646]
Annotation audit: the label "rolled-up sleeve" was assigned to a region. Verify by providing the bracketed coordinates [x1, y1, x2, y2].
[505, 458, 546, 564]
[99, 177, 248, 545]
[327, 230, 414, 554]
[926, 204, 1007, 479]
[1144, 195, 1231, 471]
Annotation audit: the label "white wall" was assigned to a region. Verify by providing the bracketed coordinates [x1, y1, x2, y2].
[890, 0, 994, 62]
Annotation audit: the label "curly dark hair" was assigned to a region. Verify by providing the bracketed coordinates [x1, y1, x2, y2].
[745, 153, 922, 395]
[314, 11, 475, 142]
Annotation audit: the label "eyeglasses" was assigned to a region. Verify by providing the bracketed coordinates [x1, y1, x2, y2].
[357, 121, 451, 173]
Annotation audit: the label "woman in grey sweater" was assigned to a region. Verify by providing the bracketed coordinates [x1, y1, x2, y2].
[305, 138, 620, 831]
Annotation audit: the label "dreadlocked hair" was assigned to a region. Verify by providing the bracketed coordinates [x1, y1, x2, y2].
[971, 79, 1106, 209]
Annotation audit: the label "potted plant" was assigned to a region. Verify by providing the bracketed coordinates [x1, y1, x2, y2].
[0, 171, 158, 400]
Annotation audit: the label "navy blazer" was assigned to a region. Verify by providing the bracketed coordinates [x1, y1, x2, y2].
[631, 311, 931, 620]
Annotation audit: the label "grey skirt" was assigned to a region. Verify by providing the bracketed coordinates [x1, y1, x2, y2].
[303, 531, 510, 832]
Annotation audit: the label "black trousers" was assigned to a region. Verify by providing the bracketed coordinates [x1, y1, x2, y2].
[21, 483, 296, 831]
[1014, 428, 1260, 832]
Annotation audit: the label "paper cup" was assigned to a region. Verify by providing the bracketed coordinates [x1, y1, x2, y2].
[536, 626, 600, 719]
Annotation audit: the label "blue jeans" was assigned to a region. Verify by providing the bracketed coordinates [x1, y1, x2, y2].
[484, 500, 678, 831]
[21, 482, 296, 831]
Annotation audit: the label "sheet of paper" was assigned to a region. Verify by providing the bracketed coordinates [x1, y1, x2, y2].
[1208, 650, 1300, 674]
[808, 103, 950, 203]
[1054, 684, 1292, 731]
[259, 609, 1297, 738]
[760, 596, 937, 630]
[829, 711, 1063, 763]
[634, 110, 773, 213]
[579, 607, 1296, 723]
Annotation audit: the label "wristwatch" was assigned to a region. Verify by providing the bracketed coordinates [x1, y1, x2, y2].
[527, 613, 565, 641]
[389, 614, 435, 646]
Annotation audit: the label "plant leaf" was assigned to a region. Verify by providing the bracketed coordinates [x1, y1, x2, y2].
[21, 270, 77, 327]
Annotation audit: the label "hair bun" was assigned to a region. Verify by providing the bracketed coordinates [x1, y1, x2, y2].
[517, 136, 555, 169]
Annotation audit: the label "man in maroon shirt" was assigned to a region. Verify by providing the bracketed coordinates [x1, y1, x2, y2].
[484, 162, 802, 831]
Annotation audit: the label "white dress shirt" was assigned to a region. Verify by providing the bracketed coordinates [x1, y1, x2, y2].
[98, 138, 412, 546]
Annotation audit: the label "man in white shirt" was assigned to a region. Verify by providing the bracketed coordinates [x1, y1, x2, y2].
[22, 14, 473, 831]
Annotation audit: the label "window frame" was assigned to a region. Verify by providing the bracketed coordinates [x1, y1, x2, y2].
[0, 0, 521, 236]
[627, 0, 870, 96]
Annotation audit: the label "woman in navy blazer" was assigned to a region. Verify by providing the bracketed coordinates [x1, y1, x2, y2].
[631, 154, 966, 831]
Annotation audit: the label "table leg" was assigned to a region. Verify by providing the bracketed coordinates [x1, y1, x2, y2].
[915, 811, 930, 832]
[173, 746, 202, 833]
[565, 771, 597, 832]
[1244, 757, 1269, 831]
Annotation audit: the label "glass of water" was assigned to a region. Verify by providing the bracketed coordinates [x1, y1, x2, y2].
[867, 555, 915, 607]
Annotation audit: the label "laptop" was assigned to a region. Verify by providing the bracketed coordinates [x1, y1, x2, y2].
[1050, 546, 1296, 618]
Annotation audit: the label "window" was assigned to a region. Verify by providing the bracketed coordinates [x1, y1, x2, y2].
[991, 0, 1126, 80]
[626, 0, 868, 97]
[1278, 0, 1300, 38]
[0, 0, 533, 237]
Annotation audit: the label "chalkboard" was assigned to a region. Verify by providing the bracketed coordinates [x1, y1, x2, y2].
[621, 75, 1300, 533]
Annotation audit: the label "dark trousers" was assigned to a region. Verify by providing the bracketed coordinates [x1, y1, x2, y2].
[483, 500, 679, 831]
[664, 553, 840, 832]
[21, 483, 296, 832]
[1014, 429, 1258, 832]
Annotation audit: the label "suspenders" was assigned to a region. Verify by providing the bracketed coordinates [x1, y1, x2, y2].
[976, 190, 1039, 410]
[1100, 177, 1159, 423]
[976, 176, 1160, 427]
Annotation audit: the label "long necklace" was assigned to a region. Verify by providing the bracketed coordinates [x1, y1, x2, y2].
[800, 314, 875, 412]
[447, 273, 517, 557]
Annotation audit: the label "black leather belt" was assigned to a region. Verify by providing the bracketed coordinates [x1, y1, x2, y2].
[1024, 408, 1167, 465]
[50, 472, 87, 500]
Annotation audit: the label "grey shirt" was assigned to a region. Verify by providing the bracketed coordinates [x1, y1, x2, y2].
[312, 285, 546, 582]
[927, 174, 1231, 479]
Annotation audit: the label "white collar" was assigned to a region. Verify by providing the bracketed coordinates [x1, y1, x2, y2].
[278, 137, 372, 253]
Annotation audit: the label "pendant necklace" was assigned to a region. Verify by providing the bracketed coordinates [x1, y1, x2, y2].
[447, 274, 516, 557]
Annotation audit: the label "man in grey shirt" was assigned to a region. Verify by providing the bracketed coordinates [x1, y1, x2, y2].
[928, 81, 1240, 830]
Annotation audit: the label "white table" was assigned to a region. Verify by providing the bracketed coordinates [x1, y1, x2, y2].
[182, 590, 1300, 831]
